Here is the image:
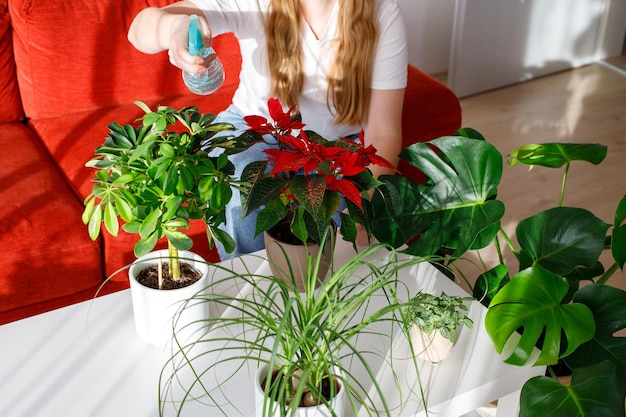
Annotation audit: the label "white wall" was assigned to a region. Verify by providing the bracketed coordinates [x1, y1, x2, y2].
[448, 0, 616, 97]
[397, 0, 455, 75]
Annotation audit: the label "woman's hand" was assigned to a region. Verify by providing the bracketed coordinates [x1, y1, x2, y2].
[167, 14, 214, 75]
[127, 1, 213, 75]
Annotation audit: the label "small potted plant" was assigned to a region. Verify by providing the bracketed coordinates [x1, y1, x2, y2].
[371, 130, 626, 415]
[82, 101, 240, 346]
[235, 98, 395, 289]
[405, 291, 473, 363]
[159, 240, 436, 417]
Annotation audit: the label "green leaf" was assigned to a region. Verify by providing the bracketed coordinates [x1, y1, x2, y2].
[82, 196, 96, 225]
[114, 195, 134, 223]
[160, 143, 176, 158]
[134, 100, 152, 114]
[162, 196, 183, 222]
[339, 212, 357, 244]
[520, 361, 625, 417]
[103, 201, 119, 237]
[164, 229, 193, 251]
[485, 265, 595, 366]
[122, 220, 141, 234]
[211, 226, 235, 253]
[616, 195, 626, 227]
[163, 165, 179, 195]
[517, 207, 610, 275]
[139, 209, 162, 239]
[107, 131, 133, 149]
[566, 284, 626, 386]
[243, 174, 284, 215]
[290, 206, 308, 244]
[613, 195, 626, 270]
[454, 127, 485, 140]
[112, 173, 135, 186]
[255, 199, 287, 238]
[613, 224, 626, 271]
[128, 137, 156, 163]
[134, 232, 158, 258]
[508, 143, 607, 169]
[371, 136, 504, 256]
[473, 264, 509, 307]
[179, 165, 194, 192]
[86, 203, 102, 240]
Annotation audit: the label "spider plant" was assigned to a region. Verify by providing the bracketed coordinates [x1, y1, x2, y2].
[158, 236, 439, 417]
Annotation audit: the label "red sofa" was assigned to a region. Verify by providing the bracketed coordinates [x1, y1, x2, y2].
[0, 0, 461, 324]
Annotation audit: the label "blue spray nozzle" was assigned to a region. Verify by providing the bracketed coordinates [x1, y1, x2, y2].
[188, 14, 203, 56]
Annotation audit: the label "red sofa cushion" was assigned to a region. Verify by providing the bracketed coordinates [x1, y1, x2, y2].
[399, 66, 462, 183]
[0, 123, 107, 322]
[0, 0, 23, 123]
[8, 0, 241, 120]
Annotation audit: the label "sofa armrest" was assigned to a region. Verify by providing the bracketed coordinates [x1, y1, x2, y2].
[399, 65, 462, 183]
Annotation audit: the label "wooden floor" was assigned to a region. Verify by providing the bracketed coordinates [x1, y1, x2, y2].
[450, 62, 626, 291]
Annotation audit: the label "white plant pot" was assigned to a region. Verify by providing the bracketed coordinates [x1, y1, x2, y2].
[410, 325, 455, 363]
[128, 249, 209, 348]
[254, 364, 345, 417]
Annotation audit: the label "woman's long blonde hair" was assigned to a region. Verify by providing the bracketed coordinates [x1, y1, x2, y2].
[265, 0, 378, 126]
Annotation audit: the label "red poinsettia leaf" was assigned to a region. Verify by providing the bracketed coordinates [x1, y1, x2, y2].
[335, 152, 367, 176]
[268, 151, 311, 175]
[360, 144, 396, 170]
[267, 98, 282, 119]
[244, 115, 271, 134]
[334, 178, 363, 210]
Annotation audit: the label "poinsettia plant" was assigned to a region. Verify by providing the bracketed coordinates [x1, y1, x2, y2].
[236, 98, 395, 246]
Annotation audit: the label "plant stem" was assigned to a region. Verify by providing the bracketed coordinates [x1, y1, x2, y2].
[498, 228, 519, 261]
[559, 162, 570, 207]
[597, 262, 619, 285]
[168, 241, 181, 282]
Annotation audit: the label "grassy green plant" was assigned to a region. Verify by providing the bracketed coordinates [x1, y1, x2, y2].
[159, 237, 440, 417]
[405, 292, 473, 343]
[82, 102, 240, 281]
[371, 129, 626, 416]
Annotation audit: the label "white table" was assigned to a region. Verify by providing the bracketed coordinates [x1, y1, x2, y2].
[0, 242, 544, 417]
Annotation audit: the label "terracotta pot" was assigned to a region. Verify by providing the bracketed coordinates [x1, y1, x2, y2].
[263, 225, 335, 292]
[254, 364, 345, 417]
[410, 324, 456, 363]
[128, 250, 209, 348]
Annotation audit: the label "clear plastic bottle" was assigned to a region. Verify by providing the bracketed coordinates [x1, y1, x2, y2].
[183, 14, 224, 95]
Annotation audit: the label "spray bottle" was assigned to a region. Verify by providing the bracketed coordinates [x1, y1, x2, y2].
[182, 14, 224, 95]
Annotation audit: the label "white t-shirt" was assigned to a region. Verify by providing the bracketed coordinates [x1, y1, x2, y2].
[190, 0, 408, 139]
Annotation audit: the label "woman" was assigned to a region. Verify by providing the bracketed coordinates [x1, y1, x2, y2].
[128, 0, 407, 258]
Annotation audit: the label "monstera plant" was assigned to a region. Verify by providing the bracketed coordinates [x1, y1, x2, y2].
[371, 129, 626, 416]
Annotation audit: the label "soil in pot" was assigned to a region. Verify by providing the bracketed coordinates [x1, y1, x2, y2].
[135, 262, 202, 290]
[262, 369, 341, 407]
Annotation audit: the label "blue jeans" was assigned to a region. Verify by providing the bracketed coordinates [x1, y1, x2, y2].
[206, 105, 271, 260]
[207, 105, 358, 260]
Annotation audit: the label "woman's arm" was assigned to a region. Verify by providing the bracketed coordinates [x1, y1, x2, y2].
[363, 88, 405, 179]
[127, 1, 211, 74]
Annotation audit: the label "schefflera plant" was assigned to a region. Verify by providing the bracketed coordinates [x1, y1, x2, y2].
[371, 129, 626, 417]
[82, 101, 239, 282]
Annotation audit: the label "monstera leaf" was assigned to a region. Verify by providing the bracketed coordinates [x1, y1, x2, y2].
[566, 284, 626, 386]
[485, 265, 595, 366]
[508, 142, 607, 169]
[520, 361, 625, 417]
[517, 207, 610, 276]
[372, 136, 504, 256]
